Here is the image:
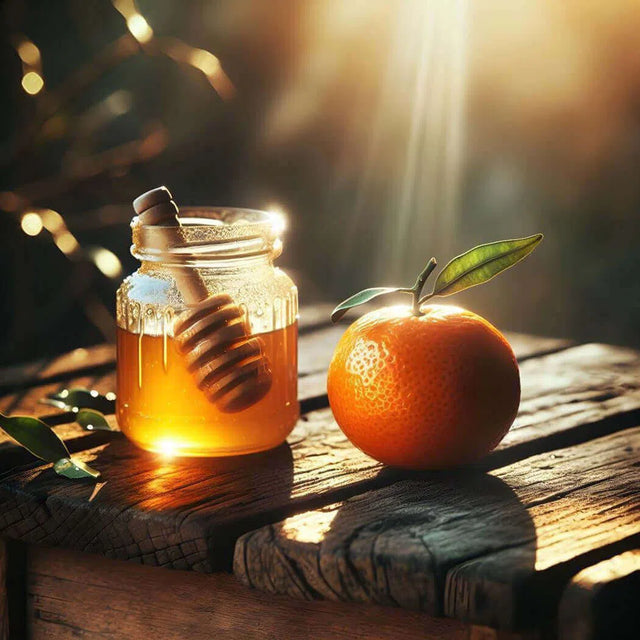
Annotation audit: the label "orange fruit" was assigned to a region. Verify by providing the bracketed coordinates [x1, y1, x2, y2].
[327, 304, 520, 469]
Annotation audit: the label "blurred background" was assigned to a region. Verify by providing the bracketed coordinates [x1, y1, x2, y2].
[1, 0, 639, 365]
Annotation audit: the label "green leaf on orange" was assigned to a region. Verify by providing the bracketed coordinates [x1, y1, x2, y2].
[0, 412, 70, 462]
[430, 234, 543, 298]
[331, 287, 405, 323]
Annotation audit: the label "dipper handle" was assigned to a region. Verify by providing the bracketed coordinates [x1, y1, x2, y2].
[132, 186, 272, 413]
[133, 186, 209, 302]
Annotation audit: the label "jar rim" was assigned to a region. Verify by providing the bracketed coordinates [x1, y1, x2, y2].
[131, 206, 285, 264]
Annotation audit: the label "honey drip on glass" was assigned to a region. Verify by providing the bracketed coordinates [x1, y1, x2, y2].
[116, 322, 299, 457]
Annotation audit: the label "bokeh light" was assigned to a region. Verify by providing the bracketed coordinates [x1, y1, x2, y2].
[21, 71, 44, 95]
[89, 247, 123, 279]
[54, 232, 80, 256]
[126, 15, 153, 43]
[20, 212, 43, 236]
[16, 40, 40, 65]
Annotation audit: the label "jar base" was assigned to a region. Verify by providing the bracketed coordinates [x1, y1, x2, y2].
[124, 432, 294, 458]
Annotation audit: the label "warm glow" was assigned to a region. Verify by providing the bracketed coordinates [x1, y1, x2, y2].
[17, 40, 40, 65]
[156, 439, 177, 459]
[104, 90, 132, 116]
[189, 49, 220, 76]
[21, 71, 44, 95]
[54, 231, 80, 255]
[127, 14, 153, 43]
[117, 324, 299, 456]
[159, 38, 235, 100]
[280, 508, 339, 544]
[40, 209, 65, 232]
[266, 204, 288, 234]
[90, 247, 123, 279]
[113, 0, 153, 42]
[21, 212, 43, 236]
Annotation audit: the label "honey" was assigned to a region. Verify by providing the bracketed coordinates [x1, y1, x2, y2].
[116, 205, 299, 457]
[116, 322, 299, 456]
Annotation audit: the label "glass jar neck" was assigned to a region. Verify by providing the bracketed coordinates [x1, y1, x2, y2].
[131, 206, 284, 269]
[139, 252, 274, 274]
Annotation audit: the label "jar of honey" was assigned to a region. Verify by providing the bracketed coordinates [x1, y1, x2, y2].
[116, 207, 299, 457]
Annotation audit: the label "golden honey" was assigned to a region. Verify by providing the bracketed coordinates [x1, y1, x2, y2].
[116, 322, 298, 456]
[115, 206, 299, 457]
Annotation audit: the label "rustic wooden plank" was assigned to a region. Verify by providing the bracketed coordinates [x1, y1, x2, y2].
[233, 427, 640, 633]
[0, 415, 384, 572]
[0, 344, 115, 393]
[0, 315, 569, 414]
[298, 331, 573, 406]
[501, 332, 571, 361]
[0, 371, 114, 417]
[0, 343, 637, 575]
[302, 342, 640, 472]
[558, 549, 640, 640]
[0, 329, 579, 470]
[0, 305, 339, 394]
[297, 325, 344, 376]
[0, 330, 567, 422]
[483, 343, 640, 463]
[0, 322, 340, 425]
[26, 545, 476, 640]
[0, 540, 7, 640]
[298, 302, 570, 359]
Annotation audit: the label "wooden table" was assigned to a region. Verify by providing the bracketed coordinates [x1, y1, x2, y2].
[0, 304, 638, 639]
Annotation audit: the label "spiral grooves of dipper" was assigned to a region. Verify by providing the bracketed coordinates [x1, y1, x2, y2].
[174, 294, 272, 413]
[132, 186, 273, 413]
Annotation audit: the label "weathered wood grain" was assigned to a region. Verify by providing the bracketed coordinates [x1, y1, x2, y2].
[558, 549, 640, 640]
[234, 428, 640, 632]
[486, 343, 640, 462]
[0, 344, 116, 393]
[26, 544, 476, 640]
[0, 540, 7, 640]
[0, 343, 637, 576]
[0, 408, 385, 572]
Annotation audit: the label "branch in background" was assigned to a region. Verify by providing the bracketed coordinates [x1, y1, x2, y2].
[0, 0, 236, 363]
[1, 34, 141, 170]
[8, 122, 168, 205]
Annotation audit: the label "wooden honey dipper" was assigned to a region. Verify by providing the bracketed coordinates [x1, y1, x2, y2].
[132, 186, 272, 413]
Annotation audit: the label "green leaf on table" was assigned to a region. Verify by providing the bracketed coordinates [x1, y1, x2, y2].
[0, 412, 70, 462]
[54, 457, 101, 480]
[331, 287, 405, 323]
[432, 234, 543, 297]
[42, 387, 116, 414]
[76, 409, 115, 431]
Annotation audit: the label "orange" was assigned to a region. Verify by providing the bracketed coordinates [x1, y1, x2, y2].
[327, 304, 520, 469]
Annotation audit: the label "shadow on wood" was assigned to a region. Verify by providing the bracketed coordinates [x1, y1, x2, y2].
[236, 469, 536, 623]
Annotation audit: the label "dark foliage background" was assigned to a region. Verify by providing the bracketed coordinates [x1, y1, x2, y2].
[1, 0, 639, 366]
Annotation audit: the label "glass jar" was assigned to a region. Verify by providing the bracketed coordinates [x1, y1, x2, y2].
[116, 207, 299, 457]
